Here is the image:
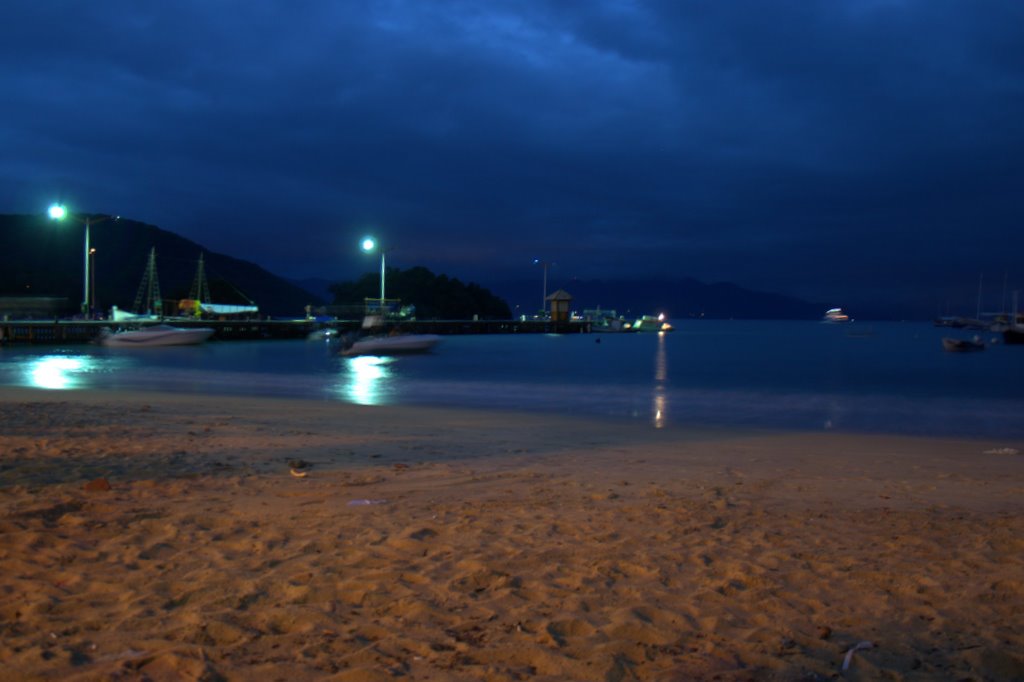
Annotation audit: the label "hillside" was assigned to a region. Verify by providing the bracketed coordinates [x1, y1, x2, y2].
[2, 212, 826, 321]
[0, 213, 321, 317]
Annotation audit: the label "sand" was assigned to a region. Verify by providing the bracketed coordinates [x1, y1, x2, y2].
[0, 386, 1022, 681]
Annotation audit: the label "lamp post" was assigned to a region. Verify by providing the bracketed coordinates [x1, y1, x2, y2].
[48, 204, 118, 318]
[361, 237, 386, 310]
[89, 247, 97, 312]
[533, 259, 554, 316]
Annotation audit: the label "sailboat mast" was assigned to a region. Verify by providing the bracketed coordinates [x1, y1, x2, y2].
[130, 248, 162, 315]
[189, 252, 212, 304]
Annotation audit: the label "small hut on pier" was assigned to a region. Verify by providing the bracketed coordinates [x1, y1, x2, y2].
[545, 289, 573, 322]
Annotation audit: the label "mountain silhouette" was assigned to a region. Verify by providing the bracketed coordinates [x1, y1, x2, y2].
[2, 212, 825, 321]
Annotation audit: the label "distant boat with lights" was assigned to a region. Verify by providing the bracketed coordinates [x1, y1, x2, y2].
[630, 314, 673, 332]
[822, 308, 851, 323]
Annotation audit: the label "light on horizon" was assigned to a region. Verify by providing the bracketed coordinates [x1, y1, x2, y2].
[48, 204, 67, 220]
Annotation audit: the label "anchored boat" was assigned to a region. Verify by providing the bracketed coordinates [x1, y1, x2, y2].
[339, 314, 440, 356]
[99, 324, 214, 347]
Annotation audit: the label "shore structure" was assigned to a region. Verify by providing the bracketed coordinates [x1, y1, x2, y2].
[0, 386, 1021, 680]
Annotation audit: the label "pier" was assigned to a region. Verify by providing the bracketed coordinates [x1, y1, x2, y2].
[0, 318, 592, 345]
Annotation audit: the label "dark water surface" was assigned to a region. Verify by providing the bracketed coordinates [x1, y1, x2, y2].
[2, 321, 1021, 438]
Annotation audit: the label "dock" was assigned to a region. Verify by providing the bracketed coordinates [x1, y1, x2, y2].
[0, 318, 592, 345]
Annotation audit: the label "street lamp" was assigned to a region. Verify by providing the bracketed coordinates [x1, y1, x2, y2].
[89, 247, 97, 311]
[48, 204, 118, 317]
[533, 259, 554, 316]
[361, 236, 386, 309]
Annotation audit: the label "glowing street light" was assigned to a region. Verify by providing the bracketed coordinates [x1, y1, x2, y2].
[48, 204, 118, 317]
[361, 236, 386, 307]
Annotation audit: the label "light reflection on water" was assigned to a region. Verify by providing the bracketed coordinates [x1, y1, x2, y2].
[0, 322, 1022, 438]
[27, 355, 89, 389]
[652, 332, 668, 428]
[337, 355, 395, 405]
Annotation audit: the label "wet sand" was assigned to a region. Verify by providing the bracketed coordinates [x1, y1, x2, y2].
[1, 386, 1022, 681]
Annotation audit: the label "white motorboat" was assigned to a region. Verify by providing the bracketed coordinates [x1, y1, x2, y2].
[339, 314, 441, 356]
[99, 324, 215, 347]
[340, 333, 441, 356]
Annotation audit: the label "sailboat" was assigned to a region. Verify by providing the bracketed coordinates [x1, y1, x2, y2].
[176, 253, 259, 318]
[111, 248, 163, 322]
[101, 248, 214, 346]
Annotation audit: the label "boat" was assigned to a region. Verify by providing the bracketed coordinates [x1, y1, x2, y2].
[933, 316, 987, 329]
[110, 306, 160, 323]
[99, 324, 215, 347]
[306, 328, 340, 342]
[177, 253, 259, 319]
[942, 336, 985, 352]
[340, 333, 441, 356]
[1001, 292, 1024, 345]
[822, 308, 851, 323]
[1005, 326, 1024, 345]
[629, 314, 673, 332]
[583, 308, 628, 332]
[339, 314, 440, 356]
[115, 247, 166, 320]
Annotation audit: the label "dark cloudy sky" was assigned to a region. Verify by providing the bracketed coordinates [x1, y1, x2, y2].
[3, 1, 1023, 316]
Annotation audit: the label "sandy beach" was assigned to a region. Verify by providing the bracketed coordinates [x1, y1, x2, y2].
[0, 386, 1022, 681]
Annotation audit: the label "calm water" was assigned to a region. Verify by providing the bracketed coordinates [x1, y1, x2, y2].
[1, 321, 1022, 438]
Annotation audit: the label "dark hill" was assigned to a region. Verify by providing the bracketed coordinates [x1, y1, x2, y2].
[3, 212, 825, 321]
[0, 213, 321, 317]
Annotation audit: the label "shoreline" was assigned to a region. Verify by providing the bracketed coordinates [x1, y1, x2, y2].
[1, 387, 1022, 680]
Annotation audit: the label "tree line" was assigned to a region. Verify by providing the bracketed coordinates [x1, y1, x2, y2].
[329, 266, 511, 319]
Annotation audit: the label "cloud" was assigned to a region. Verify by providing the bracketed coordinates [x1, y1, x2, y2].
[1, 0, 1022, 316]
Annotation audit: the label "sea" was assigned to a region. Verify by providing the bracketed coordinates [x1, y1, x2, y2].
[1, 320, 1022, 439]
